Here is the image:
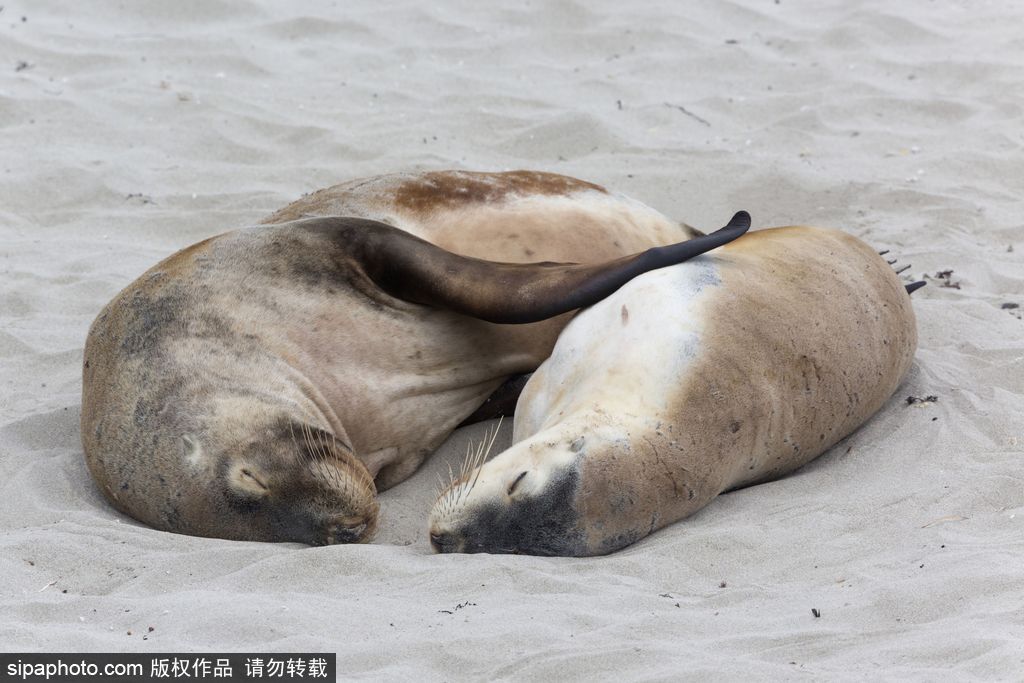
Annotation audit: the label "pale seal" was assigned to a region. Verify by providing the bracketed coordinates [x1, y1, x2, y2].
[428, 225, 921, 556]
[81, 170, 748, 545]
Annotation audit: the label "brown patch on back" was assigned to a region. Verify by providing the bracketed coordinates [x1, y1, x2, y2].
[620, 305, 629, 325]
[390, 171, 607, 215]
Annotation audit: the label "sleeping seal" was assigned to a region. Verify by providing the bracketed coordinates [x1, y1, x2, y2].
[81, 170, 748, 545]
[428, 225, 922, 556]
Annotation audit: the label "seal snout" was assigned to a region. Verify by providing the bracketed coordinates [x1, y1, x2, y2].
[427, 460, 585, 555]
[429, 530, 460, 553]
[320, 514, 375, 546]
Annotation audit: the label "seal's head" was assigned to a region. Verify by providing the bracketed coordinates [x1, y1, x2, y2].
[427, 419, 710, 557]
[85, 383, 379, 546]
[427, 424, 592, 556]
[187, 415, 379, 546]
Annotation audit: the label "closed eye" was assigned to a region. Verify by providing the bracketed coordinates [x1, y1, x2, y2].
[507, 471, 528, 496]
[241, 468, 268, 491]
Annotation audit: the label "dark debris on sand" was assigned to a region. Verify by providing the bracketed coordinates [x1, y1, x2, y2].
[925, 269, 961, 289]
[438, 601, 476, 615]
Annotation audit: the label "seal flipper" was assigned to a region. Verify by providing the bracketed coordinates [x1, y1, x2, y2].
[880, 251, 925, 295]
[459, 373, 533, 426]
[305, 211, 750, 324]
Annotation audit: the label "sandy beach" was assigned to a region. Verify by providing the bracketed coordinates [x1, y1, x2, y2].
[2, 0, 1022, 678]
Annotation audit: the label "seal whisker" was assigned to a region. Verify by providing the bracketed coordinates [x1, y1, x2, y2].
[455, 441, 475, 507]
[314, 428, 331, 473]
[304, 423, 326, 469]
[460, 440, 473, 482]
[306, 425, 343, 495]
[304, 424, 329, 487]
[445, 460, 458, 509]
[288, 421, 300, 459]
[298, 422, 313, 466]
[331, 430, 372, 493]
[300, 422, 315, 461]
[487, 417, 503, 456]
[457, 436, 483, 507]
[326, 432, 348, 491]
[303, 423, 345, 492]
[467, 417, 502, 499]
[297, 422, 318, 470]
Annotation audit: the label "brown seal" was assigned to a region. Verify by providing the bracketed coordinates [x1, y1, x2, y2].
[428, 225, 921, 556]
[81, 170, 747, 545]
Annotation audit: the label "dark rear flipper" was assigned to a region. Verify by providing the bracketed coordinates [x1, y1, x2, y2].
[301, 211, 751, 324]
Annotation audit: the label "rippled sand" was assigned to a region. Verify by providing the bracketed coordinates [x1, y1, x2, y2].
[2, 0, 1022, 677]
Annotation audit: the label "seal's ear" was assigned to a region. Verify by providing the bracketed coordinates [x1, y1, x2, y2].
[304, 211, 750, 324]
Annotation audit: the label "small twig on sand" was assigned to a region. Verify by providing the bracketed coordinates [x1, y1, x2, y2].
[664, 102, 711, 127]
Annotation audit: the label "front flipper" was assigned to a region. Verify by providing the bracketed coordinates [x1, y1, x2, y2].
[459, 373, 534, 427]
